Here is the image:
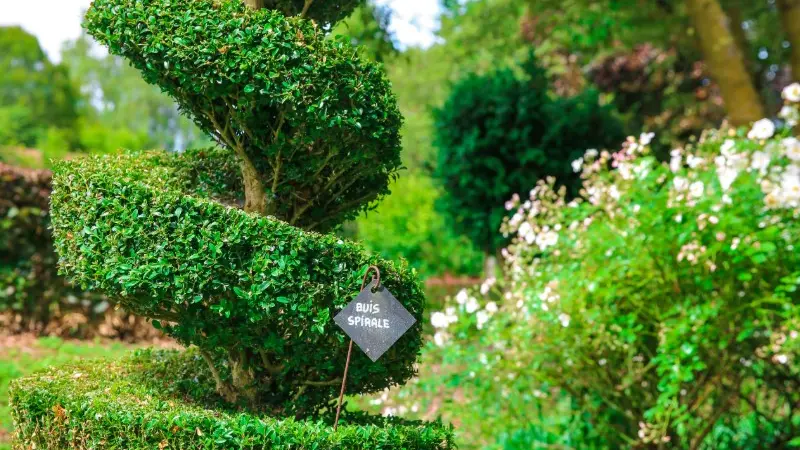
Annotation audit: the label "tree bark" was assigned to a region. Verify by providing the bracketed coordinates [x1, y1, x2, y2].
[243, 0, 264, 9]
[686, 0, 765, 126]
[239, 156, 269, 215]
[778, 0, 800, 80]
[724, 5, 755, 79]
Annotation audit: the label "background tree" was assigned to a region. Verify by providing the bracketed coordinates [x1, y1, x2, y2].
[432, 56, 625, 272]
[61, 34, 210, 153]
[0, 27, 80, 150]
[686, 0, 765, 125]
[332, 2, 398, 63]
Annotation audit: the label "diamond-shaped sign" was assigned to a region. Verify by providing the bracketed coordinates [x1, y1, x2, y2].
[334, 280, 416, 362]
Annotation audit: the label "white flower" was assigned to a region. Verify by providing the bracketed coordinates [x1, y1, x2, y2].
[433, 331, 447, 347]
[465, 296, 480, 314]
[775, 354, 789, 365]
[476, 310, 490, 329]
[717, 167, 738, 191]
[783, 82, 800, 102]
[750, 151, 771, 173]
[536, 230, 559, 251]
[431, 312, 449, 329]
[572, 157, 583, 173]
[670, 149, 682, 173]
[485, 301, 498, 313]
[480, 277, 496, 295]
[721, 139, 736, 155]
[673, 176, 689, 192]
[585, 148, 599, 159]
[747, 119, 775, 140]
[608, 185, 621, 200]
[518, 222, 534, 244]
[640, 132, 655, 146]
[686, 155, 704, 169]
[558, 313, 570, 327]
[783, 137, 800, 161]
[456, 289, 469, 305]
[780, 105, 799, 126]
[444, 307, 458, 324]
[689, 181, 704, 198]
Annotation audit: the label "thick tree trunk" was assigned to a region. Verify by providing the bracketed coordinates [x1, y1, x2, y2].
[778, 0, 800, 79]
[239, 157, 269, 215]
[724, 6, 755, 78]
[686, 0, 765, 126]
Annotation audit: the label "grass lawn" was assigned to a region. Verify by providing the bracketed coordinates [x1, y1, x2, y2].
[0, 335, 138, 449]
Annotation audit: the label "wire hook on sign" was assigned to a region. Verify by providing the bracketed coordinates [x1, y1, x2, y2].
[333, 265, 380, 430]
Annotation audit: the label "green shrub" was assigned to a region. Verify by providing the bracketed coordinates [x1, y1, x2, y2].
[0, 162, 158, 339]
[85, 0, 403, 230]
[432, 55, 625, 254]
[51, 152, 425, 414]
[10, 349, 454, 449]
[44, 0, 433, 438]
[357, 175, 484, 279]
[411, 109, 800, 447]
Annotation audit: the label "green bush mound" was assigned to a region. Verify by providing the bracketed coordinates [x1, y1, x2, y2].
[10, 349, 454, 449]
[51, 152, 424, 414]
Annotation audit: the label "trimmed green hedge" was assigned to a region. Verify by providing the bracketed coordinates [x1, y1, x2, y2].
[51, 152, 425, 414]
[10, 349, 454, 449]
[85, 0, 404, 230]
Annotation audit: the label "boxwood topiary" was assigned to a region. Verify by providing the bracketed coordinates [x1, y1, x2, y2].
[10, 349, 455, 449]
[85, 0, 403, 231]
[34, 0, 431, 438]
[51, 152, 425, 415]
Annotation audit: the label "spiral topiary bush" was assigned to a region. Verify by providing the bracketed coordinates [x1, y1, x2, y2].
[85, 0, 403, 230]
[11, 0, 449, 447]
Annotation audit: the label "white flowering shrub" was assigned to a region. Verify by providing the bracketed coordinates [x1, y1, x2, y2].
[375, 86, 800, 449]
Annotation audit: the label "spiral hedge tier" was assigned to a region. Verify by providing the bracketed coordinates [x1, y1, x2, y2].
[84, 0, 404, 231]
[10, 349, 455, 449]
[50, 151, 425, 415]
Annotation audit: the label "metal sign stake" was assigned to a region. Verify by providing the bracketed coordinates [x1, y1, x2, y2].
[333, 265, 381, 431]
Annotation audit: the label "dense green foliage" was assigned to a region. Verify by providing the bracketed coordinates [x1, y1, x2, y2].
[589, 45, 727, 157]
[0, 162, 159, 339]
[357, 176, 484, 279]
[0, 27, 79, 150]
[263, 0, 363, 29]
[51, 152, 425, 414]
[0, 164, 99, 331]
[432, 56, 625, 253]
[10, 349, 455, 449]
[85, 0, 403, 229]
[395, 109, 800, 447]
[0, 337, 133, 449]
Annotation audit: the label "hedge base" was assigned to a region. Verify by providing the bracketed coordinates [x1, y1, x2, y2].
[10, 349, 454, 449]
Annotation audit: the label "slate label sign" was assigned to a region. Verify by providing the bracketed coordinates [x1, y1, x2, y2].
[334, 279, 416, 362]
